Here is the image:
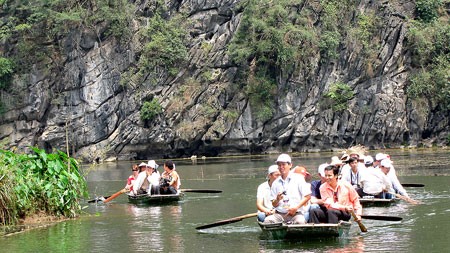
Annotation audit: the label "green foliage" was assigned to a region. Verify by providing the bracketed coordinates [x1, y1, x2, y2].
[139, 14, 188, 75]
[324, 82, 355, 112]
[140, 99, 163, 122]
[246, 74, 276, 121]
[0, 147, 88, 224]
[407, 55, 450, 110]
[416, 0, 442, 23]
[407, 11, 449, 111]
[0, 57, 15, 90]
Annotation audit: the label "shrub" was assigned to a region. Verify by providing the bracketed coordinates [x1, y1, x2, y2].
[0, 147, 88, 224]
[324, 82, 354, 112]
[416, 0, 442, 23]
[0, 57, 14, 90]
[140, 99, 163, 122]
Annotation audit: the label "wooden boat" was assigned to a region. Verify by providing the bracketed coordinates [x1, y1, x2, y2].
[127, 192, 184, 205]
[258, 221, 351, 240]
[359, 197, 399, 207]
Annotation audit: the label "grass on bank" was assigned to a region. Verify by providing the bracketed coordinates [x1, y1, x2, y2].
[0, 147, 88, 227]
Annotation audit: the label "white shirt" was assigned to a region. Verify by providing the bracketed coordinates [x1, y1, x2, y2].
[270, 172, 311, 214]
[257, 181, 272, 210]
[132, 171, 148, 195]
[360, 167, 392, 195]
[147, 171, 161, 187]
[387, 165, 408, 197]
[340, 163, 366, 187]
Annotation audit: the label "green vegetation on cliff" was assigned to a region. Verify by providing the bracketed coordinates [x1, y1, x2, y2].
[407, 1, 449, 111]
[0, 147, 88, 226]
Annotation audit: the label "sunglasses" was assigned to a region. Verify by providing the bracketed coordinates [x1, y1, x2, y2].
[132, 169, 138, 171]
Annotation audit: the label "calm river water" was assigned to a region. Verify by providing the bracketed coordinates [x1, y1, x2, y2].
[1, 149, 449, 252]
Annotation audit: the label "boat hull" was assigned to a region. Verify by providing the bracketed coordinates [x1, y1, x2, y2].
[258, 221, 351, 240]
[359, 198, 399, 207]
[127, 193, 183, 205]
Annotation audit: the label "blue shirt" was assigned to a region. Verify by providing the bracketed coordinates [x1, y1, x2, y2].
[311, 180, 322, 199]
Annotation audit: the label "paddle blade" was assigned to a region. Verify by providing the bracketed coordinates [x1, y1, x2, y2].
[87, 196, 109, 203]
[361, 215, 403, 221]
[401, 183, 425, 187]
[181, 189, 222, 193]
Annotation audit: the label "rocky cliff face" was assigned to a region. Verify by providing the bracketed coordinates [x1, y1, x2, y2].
[0, 0, 448, 162]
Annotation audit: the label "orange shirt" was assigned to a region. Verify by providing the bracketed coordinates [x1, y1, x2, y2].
[319, 180, 362, 217]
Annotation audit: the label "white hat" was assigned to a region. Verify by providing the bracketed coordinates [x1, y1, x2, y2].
[364, 155, 374, 165]
[380, 159, 393, 168]
[317, 163, 328, 177]
[276, 154, 292, 164]
[138, 162, 147, 167]
[330, 156, 343, 166]
[266, 165, 279, 179]
[375, 153, 388, 161]
[147, 160, 158, 169]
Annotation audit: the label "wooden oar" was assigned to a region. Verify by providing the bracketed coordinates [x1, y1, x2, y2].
[401, 183, 425, 187]
[361, 215, 402, 221]
[350, 210, 367, 232]
[103, 189, 127, 203]
[180, 189, 222, 193]
[196, 213, 257, 230]
[395, 193, 421, 204]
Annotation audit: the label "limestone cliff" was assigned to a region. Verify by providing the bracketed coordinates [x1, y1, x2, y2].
[0, 0, 448, 162]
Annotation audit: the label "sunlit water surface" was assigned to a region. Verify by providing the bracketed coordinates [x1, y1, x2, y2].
[1, 149, 449, 252]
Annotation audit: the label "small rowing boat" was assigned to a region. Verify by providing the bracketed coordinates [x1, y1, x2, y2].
[258, 221, 351, 240]
[127, 192, 184, 205]
[359, 197, 399, 207]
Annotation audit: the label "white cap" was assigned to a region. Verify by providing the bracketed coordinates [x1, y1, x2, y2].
[317, 163, 328, 177]
[375, 153, 388, 161]
[330, 156, 343, 166]
[147, 160, 158, 169]
[364, 155, 374, 165]
[380, 159, 393, 168]
[267, 165, 279, 175]
[138, 162, 147, 167]
[276, 154, 292, 164]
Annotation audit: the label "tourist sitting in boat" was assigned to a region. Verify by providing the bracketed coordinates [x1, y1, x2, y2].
[160, 160, 180, 195]
[147, 160, 161, 195]
[375, 153, 409, 196]
[124, 164, 139, 192]
[309, 165, 362, 224]
[256, 165, 280, 222]
[264, 154, 311, 224]
[340, 157, 366, 196]
[379, 159, 408, 198]
[358, 155, 393, 198]
[130, 162, 151, 195]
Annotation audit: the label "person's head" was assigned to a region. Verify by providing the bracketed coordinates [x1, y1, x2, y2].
[348, 157, 358, 170]
[147, 160, 158, 172]
[379, 159, 392, 175]
[317, 163, 328, 181]
[374, 153, 388, 165]
[292, 166, 311, 181]
[266, 165, 280, 182]
[132, 164, 139, 174]
[276, 154, 292, 177]
[364, 155, 374, 167]
[138, 162, 147, 172]
[164, 160, 175, 171]
[323, 165, 340, 185]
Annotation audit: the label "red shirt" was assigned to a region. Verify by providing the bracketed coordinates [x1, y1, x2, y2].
[127, 175, 136, 191]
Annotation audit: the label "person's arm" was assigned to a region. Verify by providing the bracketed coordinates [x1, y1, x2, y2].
[388, 170, 408, 197]
[347, 184, 362, 220]
[169, 171, 178, 187]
